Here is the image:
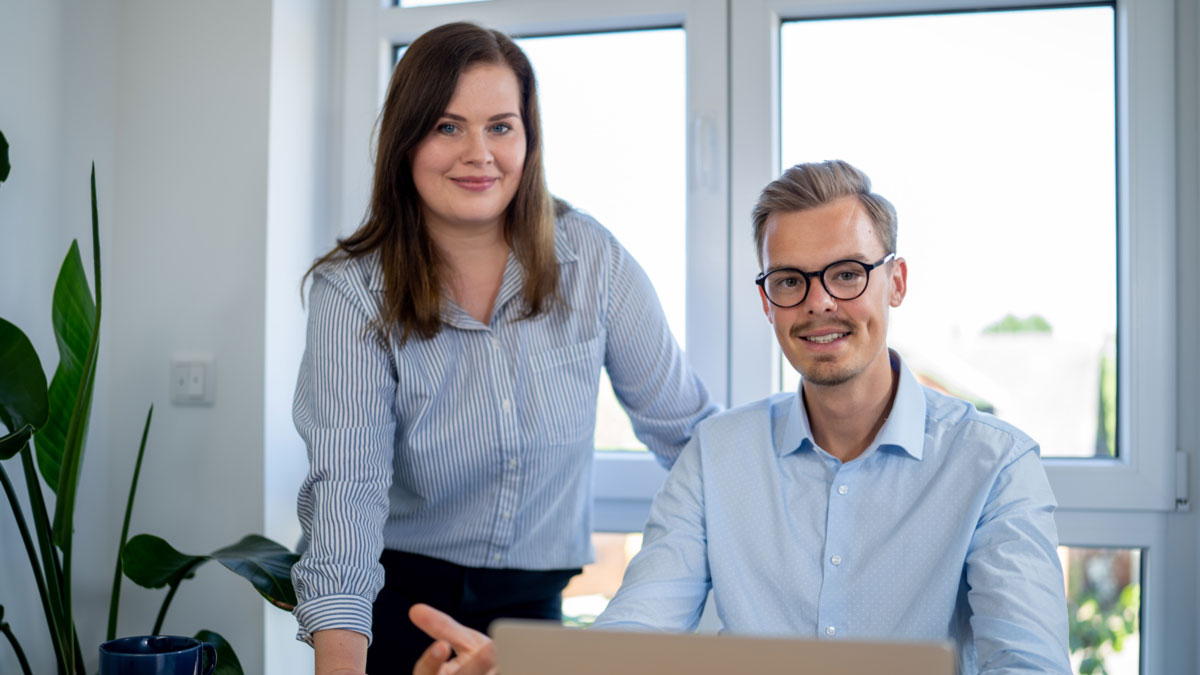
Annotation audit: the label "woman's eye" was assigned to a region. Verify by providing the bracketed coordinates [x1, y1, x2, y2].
[491, 123, 512, 134]
[436, 123, 458, 134]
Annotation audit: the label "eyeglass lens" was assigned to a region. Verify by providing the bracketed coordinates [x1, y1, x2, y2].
[763, 260, 870, 306]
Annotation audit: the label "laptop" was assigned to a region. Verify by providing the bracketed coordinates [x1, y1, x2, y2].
[491, 620, 956, 675]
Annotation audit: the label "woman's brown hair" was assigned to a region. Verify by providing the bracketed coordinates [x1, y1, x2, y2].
[305, 22, 559, 343]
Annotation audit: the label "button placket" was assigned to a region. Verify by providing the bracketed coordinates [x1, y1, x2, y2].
[487, 327, 520, 560]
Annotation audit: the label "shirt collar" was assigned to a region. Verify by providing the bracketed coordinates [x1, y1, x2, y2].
[777, 349, 927, 461]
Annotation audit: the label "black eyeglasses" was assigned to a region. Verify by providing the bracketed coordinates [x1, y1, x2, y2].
[755, 253, 895, 308]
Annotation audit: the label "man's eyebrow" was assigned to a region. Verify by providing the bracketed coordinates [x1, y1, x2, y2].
[764, 254, 872, 274]
[438, 112, 520, 122]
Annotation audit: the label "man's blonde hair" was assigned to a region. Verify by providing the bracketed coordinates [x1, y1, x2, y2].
[752, 160, 897, 266]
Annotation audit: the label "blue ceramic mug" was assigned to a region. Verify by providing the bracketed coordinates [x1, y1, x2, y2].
[99, 635, 216, 675]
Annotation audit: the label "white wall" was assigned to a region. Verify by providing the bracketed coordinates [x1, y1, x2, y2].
[1, 2, 119, 673]
[264, 0, 337, 672]
[104, 0, 274, 671]
[1, 1, 289, 672]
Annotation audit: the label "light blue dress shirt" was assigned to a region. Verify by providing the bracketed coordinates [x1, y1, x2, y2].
[290, 209, 718, 643]
[595, 351, 1071, 674]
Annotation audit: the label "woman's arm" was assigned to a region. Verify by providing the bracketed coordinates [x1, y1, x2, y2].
[292, 265, 398, 651]
[314, 629, 369, 675]
[600, 233, 721, 466]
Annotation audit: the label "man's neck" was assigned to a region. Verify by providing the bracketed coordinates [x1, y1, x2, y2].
[803, 350, 899, 463]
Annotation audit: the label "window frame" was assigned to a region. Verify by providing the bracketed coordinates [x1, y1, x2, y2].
[334, 0, 1186, 668]
[729, 0, 1177, 514]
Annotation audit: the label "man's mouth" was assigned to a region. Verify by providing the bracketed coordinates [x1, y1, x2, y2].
[802, 332, 848, 344]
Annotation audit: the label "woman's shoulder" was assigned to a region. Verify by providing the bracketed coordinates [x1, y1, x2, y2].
[553, 202, 621, 260]
[311, 249, 383, 293]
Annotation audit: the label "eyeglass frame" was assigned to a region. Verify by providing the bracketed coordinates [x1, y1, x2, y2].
[755, 253, 897, 308]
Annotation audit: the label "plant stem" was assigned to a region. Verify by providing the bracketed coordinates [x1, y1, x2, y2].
[0, 620, 34, 675]
[20, 447, 70, 674]
[107, 405, 153, 641]
[152, 581, 182, 636]
[0, 457, 67, 673]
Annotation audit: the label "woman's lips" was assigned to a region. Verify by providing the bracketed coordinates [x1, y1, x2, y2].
[450, 176, 498, 192]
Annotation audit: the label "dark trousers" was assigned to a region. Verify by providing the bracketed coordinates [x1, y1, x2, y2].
[365, 549, 580, 674]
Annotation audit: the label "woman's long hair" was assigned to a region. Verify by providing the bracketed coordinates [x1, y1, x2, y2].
[305, 22, 558, 343]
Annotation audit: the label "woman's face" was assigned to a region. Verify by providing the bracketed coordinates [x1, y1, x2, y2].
[411, 62, 527, 236]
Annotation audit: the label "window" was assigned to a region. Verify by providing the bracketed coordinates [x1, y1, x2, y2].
[776, 7, 1116, 461]
[516, 28, 688, 453]
[326, 1, 1185, 672]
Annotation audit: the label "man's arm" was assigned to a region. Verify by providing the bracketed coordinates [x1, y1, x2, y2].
[593, 435, 712, 630]
[966, 442, 1072, 674]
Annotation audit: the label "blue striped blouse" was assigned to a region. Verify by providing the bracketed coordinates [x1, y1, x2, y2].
[290, 210, 719, 643]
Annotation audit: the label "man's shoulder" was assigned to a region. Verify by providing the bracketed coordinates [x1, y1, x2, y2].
[693, 392, 792, 439]
[922, 386, 1040, 463]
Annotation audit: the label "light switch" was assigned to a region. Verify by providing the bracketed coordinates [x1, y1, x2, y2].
[170, 355, 214, 405]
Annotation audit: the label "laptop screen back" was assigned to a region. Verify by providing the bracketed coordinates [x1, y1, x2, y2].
[491, 620, 956, 675]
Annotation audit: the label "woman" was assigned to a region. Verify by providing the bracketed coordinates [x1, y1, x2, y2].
[290, 22, 717, 674]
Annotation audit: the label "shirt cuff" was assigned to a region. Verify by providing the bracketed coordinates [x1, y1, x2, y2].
[293, 593, 374, 646]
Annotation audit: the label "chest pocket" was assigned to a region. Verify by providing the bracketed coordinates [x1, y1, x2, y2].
[528, 336, 604, 444]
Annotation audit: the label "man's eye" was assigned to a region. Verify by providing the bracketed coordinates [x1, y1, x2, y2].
[773, 275, 802, 290]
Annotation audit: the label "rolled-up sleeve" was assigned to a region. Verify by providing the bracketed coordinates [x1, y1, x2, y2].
[291, 268, 397, 645]
[601, 235, 720, 468]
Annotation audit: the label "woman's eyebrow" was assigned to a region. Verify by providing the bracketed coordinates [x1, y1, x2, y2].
[438, 112, 520, 122]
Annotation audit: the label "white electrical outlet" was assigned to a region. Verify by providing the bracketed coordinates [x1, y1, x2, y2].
[170, 355, 215, 405]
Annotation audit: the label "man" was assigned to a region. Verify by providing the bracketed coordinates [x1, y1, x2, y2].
[413, 160, 1071, 674]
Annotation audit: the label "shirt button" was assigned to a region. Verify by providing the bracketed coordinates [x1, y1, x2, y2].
[501, 399, 512, 412]
[491, 337, 502, 349]
[508, 458, 518, 469]
[825, 626, 836, 637]
[830, 554, 842, 566]
[837, 485, 848, 495]
[502, 511, 512, 519]
[492, 553, 502, 562]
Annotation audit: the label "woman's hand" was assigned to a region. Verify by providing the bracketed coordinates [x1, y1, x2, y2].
[410, 604, 498, 675]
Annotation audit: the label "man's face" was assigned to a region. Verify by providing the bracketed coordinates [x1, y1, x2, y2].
[759, 196, 907, 389]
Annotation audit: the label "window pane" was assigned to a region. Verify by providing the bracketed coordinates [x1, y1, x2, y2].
[1060, 546, 1141, 674]
[518, 30, 687, 452]
[779, 7, 1116, 459]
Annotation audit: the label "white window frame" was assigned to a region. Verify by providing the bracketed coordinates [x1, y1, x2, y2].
[730, 2, 1179, 672]
[337, 0, 730, 533]
[335, 0, 1189, 668]
[729, 0, 1177, 513]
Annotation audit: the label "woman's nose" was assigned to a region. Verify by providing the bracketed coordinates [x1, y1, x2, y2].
[461, 129, 493, 165]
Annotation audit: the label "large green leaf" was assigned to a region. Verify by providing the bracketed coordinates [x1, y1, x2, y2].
[51, 167, 103, 550]
[0, 129, 10, 184]
[194, 629, 243, 675]
[121, 534, 206, 589]
[122, 534, 298, 608]
[0, 426, 33, 460]
[32, 240, 95, 490]
[211, 535, 300, 608]
[0, 318, 50, 437]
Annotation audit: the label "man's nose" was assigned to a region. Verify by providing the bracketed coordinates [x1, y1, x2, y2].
[802, 277, 838, 313]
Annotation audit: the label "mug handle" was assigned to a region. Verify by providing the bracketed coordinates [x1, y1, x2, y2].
[200, 642, 217, 675]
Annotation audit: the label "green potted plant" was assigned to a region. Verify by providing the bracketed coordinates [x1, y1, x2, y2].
[0, 129, 299, 675]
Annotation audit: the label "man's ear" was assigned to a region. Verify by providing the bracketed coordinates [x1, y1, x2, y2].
[889, 257, 908, 308]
